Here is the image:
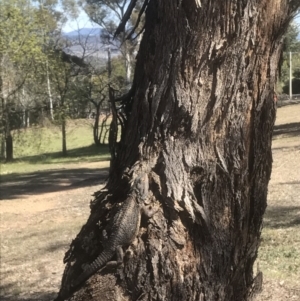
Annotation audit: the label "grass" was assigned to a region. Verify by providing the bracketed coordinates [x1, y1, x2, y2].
[0, 169, 101, 300]
[259, 227, 300, 285]
[0, 192, 92, 300]
[0, 119, 110, 175]
[258, 203, 300, 287]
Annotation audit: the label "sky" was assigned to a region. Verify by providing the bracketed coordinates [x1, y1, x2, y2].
[62, 10, 300, 34]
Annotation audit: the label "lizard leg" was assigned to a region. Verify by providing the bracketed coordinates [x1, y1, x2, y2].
[105, 246, 124, 269]
[116, 246, 124, 265]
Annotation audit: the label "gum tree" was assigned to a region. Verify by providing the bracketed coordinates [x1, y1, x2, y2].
[82, 0, 144, 85]
[55, 1, 300, 300]
[0, 0, 44, 160]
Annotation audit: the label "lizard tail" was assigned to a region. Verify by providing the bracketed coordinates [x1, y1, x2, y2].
[72, 249, 114, 288]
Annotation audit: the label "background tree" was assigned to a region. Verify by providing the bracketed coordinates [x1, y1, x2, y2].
[279, 22, 300, 94]
[64, 29, 127, 146]
[34, 0, 63, 121]
[81, 0, 144, 87]
[0, 0, 45, 160]
[0, 0, 109, 161]
[52, 2, 300, 301]
[47, 49, 87, 156]
[71, 67, 110, 145]
[283, 22, 300, 52]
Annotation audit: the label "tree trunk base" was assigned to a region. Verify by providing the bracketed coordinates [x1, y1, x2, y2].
[70, 274, 128, 301]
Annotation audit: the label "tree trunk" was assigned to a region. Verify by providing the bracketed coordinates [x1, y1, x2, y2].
[93, 103, 100, 146]
[46, 60, 54, 120]
[0, 76, 5, 160]
[23, 109, 26, 128]
[26, 110, 30, 128]
[0, 136, 5, 159]
[92, 100, 107, 146]
[55, 1, 297, 301]
[99, 114, 109, 145]
[125, 45, 132, 86]
[5, 132, 13, 161]
[62, 117, 67, 156]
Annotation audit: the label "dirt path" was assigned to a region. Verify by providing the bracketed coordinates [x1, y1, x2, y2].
[0, 162, 109, 301]
[0, 105, 299, 301]
[255, 105, 300, 301]
[0, 161, 109, 201]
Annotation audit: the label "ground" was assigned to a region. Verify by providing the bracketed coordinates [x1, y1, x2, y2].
[0, 105, 299, 301]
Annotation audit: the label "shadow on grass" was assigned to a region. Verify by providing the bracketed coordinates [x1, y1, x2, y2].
[1, 144, 110, 165]
[278, 181, 300, 185]
[264, 205, 300, 229]
[272, 145, 300, 151]
[0, 165, 109, 200]
[45, 241, 70, 253]
[0, 272, 58, 301]
[273, 122, 300, 138]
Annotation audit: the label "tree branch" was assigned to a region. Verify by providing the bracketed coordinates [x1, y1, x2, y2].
[126, 0, 148, 40]
[114, 0, 139, 37]
[289, 0, 300, 14]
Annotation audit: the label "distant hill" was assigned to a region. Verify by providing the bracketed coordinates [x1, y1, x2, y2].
[63, 28, 102, 38]
[62, 27, 121, 62]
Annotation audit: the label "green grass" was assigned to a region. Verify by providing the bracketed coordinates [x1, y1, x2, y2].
[258, 218, 300, 286]
[0, 119, 110, 175]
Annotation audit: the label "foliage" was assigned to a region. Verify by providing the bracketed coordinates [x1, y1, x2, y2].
[283, 22, 300, 52]
[0, 1, 44, 63]
[279, 22, 300, 93]
[282, 78, 300, 94]
[0, 0, 88, 160]
[0, 0, 136, 160]
[0, 0, 47, 160]
[81, 0, 142, 84]
[280, 51, 300, 94]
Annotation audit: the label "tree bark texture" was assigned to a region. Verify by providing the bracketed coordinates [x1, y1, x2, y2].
[57, 1, 297, 301]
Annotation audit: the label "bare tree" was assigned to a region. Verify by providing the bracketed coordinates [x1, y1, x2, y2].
[82, 0, 144, 86]
[64, 29, 123, 146]
[74, 71, 110, 145]
[55, 1, 300, 301]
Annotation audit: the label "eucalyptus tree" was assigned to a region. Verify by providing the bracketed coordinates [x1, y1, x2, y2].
[47, 49, 87, 156]
[34, 0, 81, 120]
[82, 0, 144, 86]
[55, 1, 300, 301]
[0, 0, 44, 160]
[279, 21, 300, 91]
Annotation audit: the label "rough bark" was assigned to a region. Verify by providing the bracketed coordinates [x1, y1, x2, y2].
[56, 1, 298, 301]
